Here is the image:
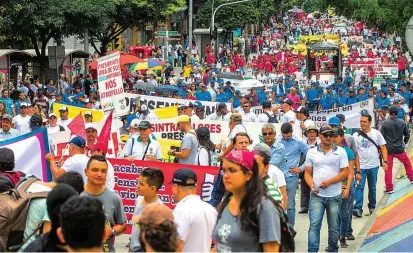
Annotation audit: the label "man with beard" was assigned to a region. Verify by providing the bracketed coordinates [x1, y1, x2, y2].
[167, 115, 199, 164]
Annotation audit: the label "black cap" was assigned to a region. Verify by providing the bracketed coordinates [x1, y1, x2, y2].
[170, 168, 197, 186]
[138, 121, 151, 129]
[262, 100, 272, 108]
[336, 114, 345, 122]
[320, 125, 333, 134]
[196, 126, 211, 139]
[217, 103, 227, 111]
[333, 127, 345, 136]
[283, 99, 293, 106]
[30, 114, 43, 129]
[0, 147, 14, 165]
[296, 107, 309, 117]
[389, 105, 398, 115]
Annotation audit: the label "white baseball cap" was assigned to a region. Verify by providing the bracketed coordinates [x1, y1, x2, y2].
[85, 123, 97, 131]
[85, 111, 92, 116]
[59, 106, 68, 112]
[129, 119, 140, 129]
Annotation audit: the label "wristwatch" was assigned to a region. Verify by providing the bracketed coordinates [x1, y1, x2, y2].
[112, 228, 116, 236]
[355, 171, 361, 175]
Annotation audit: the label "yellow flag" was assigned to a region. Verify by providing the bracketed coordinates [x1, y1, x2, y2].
[154, 106, 178, 119]
[158, 138, 181, 162]
[52, 103, 104, 122]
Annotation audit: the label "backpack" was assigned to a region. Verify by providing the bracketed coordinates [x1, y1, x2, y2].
[264, 111, 279, 123]
[0, 171, 24, 190]
[258, 198, 296, 252]
[0, 177, 49, 252]
[197, 146, 211, 166]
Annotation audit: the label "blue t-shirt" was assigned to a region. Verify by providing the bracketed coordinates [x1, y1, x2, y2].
[0, 99, 14, 115]
[337, 94, 347, 107]
[196, 91, 212, 101]
[257, 90, 267, 105]
[216, 93, 230, 103]
[232, 97, 241, 108]
[356, 94, 369, 102]
[346, 96, 358, 105]
[320, 98, 334, 110]
[305, 89, 320, 104]
[375, 95, 390, 109]
[397, 108, 406, 120]
[399, 91, 412, 105]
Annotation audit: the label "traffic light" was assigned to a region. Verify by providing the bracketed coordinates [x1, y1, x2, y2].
[213, 25, 218, 40]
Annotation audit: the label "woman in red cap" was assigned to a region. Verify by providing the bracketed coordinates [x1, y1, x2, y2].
[211, 150, 282, 252]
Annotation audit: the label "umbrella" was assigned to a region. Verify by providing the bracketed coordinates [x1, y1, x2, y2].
[148, 58, 168, 68]
[88, 51, 144, 70]
[289, 7, 303, 13]
[134, 82, 157, 92]
[157, 85, 179, 96]
[129, 59, 163, 71]
[218, 72, 244, 80]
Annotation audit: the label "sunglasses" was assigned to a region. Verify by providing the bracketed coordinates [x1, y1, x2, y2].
[322, 133, 333, 138]
[262, 132, 274, 136]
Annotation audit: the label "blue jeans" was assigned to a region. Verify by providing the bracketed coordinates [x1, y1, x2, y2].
[340, 183, 355, 237]
[354, 167, 378, 213]
[210, 167, 225, 207]
[308, 194, 342, 252]
[286, 175, 299, 227]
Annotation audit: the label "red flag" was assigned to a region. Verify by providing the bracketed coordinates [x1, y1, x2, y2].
[97, 110, 113, 148]
[67, 113, 87, 140]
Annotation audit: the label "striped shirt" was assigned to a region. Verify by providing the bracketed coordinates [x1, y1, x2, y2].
[264, 175, 283, 204]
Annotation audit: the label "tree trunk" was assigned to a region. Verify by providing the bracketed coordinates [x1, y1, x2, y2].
[99, 39, 109, 56]
[39, 41, 48, 85]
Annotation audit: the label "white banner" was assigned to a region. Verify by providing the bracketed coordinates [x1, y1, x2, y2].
[309, 99, 375, 128]
[97, 51, 128, 116]
[0, 128, 51, 181]
[148, 119, 301, 145]
[124, 94, 232, 117]
[344, 64, 398, 79]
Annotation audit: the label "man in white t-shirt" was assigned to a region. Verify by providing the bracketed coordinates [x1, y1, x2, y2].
[45, 136, 90, 183]
[282, 99, 297, 124]
[207, 103, 231, 121]
[352, 112, 388, 217]
[258, 100, 278, 123]
[304, 126, 349, 252]
[57, 106, 73, 130]
[47, 113, 65, 135]
[295, 107, 314, 137]
[172, 168, 217, 252]
[240, 101, 257, 122]
[12, 102, 31, 135]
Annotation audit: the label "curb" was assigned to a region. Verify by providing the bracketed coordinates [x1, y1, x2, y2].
[349, 137, 413, 252]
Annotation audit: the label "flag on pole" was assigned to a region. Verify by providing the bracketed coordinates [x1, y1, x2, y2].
[67, 113, 87, 140]
[97, 110, 114, 148]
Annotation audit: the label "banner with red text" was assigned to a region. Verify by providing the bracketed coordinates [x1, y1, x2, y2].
[110, 158, 218, 234]
[97, 51, 129, 116]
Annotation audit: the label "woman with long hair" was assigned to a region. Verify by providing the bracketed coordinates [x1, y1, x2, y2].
[0, 101, 7, 128]
[195, 126, 217, 166]
[212, 150, 281, 252]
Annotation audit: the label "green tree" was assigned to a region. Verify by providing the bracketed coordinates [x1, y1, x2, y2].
[0, 0, 104, 82]
[86, 0, 185, 56]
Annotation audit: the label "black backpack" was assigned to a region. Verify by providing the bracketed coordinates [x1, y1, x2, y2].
[258, 198, 296, 252]
[264, 112, 279, 123]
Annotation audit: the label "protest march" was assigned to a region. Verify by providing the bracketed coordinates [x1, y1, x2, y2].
[1, 4, 413, 253]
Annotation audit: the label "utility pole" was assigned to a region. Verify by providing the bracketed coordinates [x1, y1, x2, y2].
[188, 0, 193, 52]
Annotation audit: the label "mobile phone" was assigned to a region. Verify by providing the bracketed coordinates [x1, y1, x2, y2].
[170, 146, 180, 152]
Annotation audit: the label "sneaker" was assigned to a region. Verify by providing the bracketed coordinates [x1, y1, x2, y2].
[347, 234, 355, 240]
[299, 209, 308, 214]
[365, 208, 375, 216]
[384, 189, 394, 194]
[340, 237, 349, 248]
[353, 209, 362, 218]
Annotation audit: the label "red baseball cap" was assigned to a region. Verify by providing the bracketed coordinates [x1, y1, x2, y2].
[86, 143, 108, 153]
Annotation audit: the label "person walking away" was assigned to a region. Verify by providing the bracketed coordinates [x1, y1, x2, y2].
[352, 111, 388, 217]
[130, 168, 165, 252]
[80, 155, 127, 252]
[195, 126, 217, 166]
[171, 168, 217, 252]
[304, 126, 349, 252]
[380, 105, 413, 193]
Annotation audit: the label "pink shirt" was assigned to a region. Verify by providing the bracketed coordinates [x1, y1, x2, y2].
[286, 94, 301, 110]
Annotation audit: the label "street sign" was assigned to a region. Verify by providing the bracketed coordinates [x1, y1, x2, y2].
[156, 31, 179, 36]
